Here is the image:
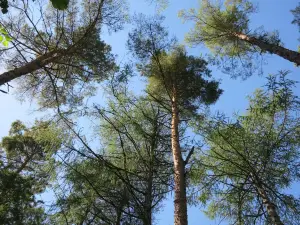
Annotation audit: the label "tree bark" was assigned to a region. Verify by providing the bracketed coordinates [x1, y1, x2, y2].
[115, 188, 128, 225]
[115, 211, 122, 225]
[143, 150, 154, 225]
[0, 49, 65, 86]
[251, 177, 284, 225]
[171, 91, 188, 225]
[233, 32, 300, 66]
[143, 174, 153, 225]
[257, 186, 284, 225]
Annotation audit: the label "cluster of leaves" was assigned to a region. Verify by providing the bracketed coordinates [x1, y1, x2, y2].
[50, 0, 69, 10]
[0, 120, 63, 224]
[179, 0, 255, 56]
[0, 26, 11, 46]
[49, 85, 173, 224]
[0, 0, 127, 113]
[191, 73, 300, 224]
[1, 0, 69, 14]
[179, 0, 293, 78]
[128, 14, 222, 114]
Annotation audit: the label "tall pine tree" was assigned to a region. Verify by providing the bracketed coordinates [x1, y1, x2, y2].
[128, 15, 222, 225]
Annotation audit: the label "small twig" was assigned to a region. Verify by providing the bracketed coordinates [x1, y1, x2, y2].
[0, 89, 8, 93]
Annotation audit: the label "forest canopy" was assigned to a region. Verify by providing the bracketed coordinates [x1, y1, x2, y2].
[0, 1, 299, 225]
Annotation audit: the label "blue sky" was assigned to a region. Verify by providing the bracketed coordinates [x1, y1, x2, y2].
[0, 0, 300, 224]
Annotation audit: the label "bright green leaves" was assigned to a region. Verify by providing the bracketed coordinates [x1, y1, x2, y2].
[179, 0, 257, 77]
[2, 120, 63, 158]
[191, 72, 300, 224]
[0, 26, 12, 47]
[179, 0, 300, 78]
[128, 15, 222, 113]
[1, 0, 69, 13]
[179, 0, 255, 56]
[50, 0, 69, 10]
[145, 46, 222, 112]
[2, 40, 8, 47]
[51, 89, 172, 224]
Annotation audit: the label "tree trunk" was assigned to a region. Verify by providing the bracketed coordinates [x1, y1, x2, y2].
[115, 188, 128, 225]
[143, 151, 154, 225]
[143, 183, 152, 225]
[142, 163, 153, 225]
[0, 49, 64, 86]
[233, 32, 300, 65]
[171, 92, 188, 225]
[253, 180, 284, 225]
[115, 211, 122, 225]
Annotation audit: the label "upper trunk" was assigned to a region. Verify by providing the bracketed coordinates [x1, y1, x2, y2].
[251, 174, 284, 225]
[142, 135, 156, 225]
[233, 32, 300, 66]
[143, 173, 153, 225]
[115, 188, 128, 225]
[115, 209, 122, 225]
[256, 186, 284, 225]
[171, 91, 188, 225]
[0, 49, 65, 86]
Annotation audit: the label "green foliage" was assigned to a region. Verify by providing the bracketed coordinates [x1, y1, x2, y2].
[0, 0, 8, 13]
[145, 46, 222, 112]
[0, 120, 63, 224]
[128, 16, 223, 224]
[291, 3, 300, 32]
[128, 15, 222, 113]
[51, 87, 172, 224]
[50, 0, 69, 10]
[1, 0, 127, 111]
[179, 0, 282, 77]
[51, 159, 131, 224]
[0, 0, 69, 13]
[179, 0, 254, 56]
[0, 169, 46, 224]
[2, 120, 62, 169]
[191, 72, 300, 224]
[1, 1, 299, 224]
[0, 25, 11, 47]
[98, 91, 173, 223]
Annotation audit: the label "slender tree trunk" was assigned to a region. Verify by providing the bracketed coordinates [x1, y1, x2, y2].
[115, 212, 122, 225]
[143, 175, 153, 225]
[143, 152, 153, 225]
[115, 188, 128, 225]
[251, 176, 284, 225]
[256, 186, 284, 225]
[171, 91, 188, 225]
[143, 155, 154, 225]
[237, 191, 243, 225]
[0, 49, 65, 86]
[233, 32, 300, 65]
